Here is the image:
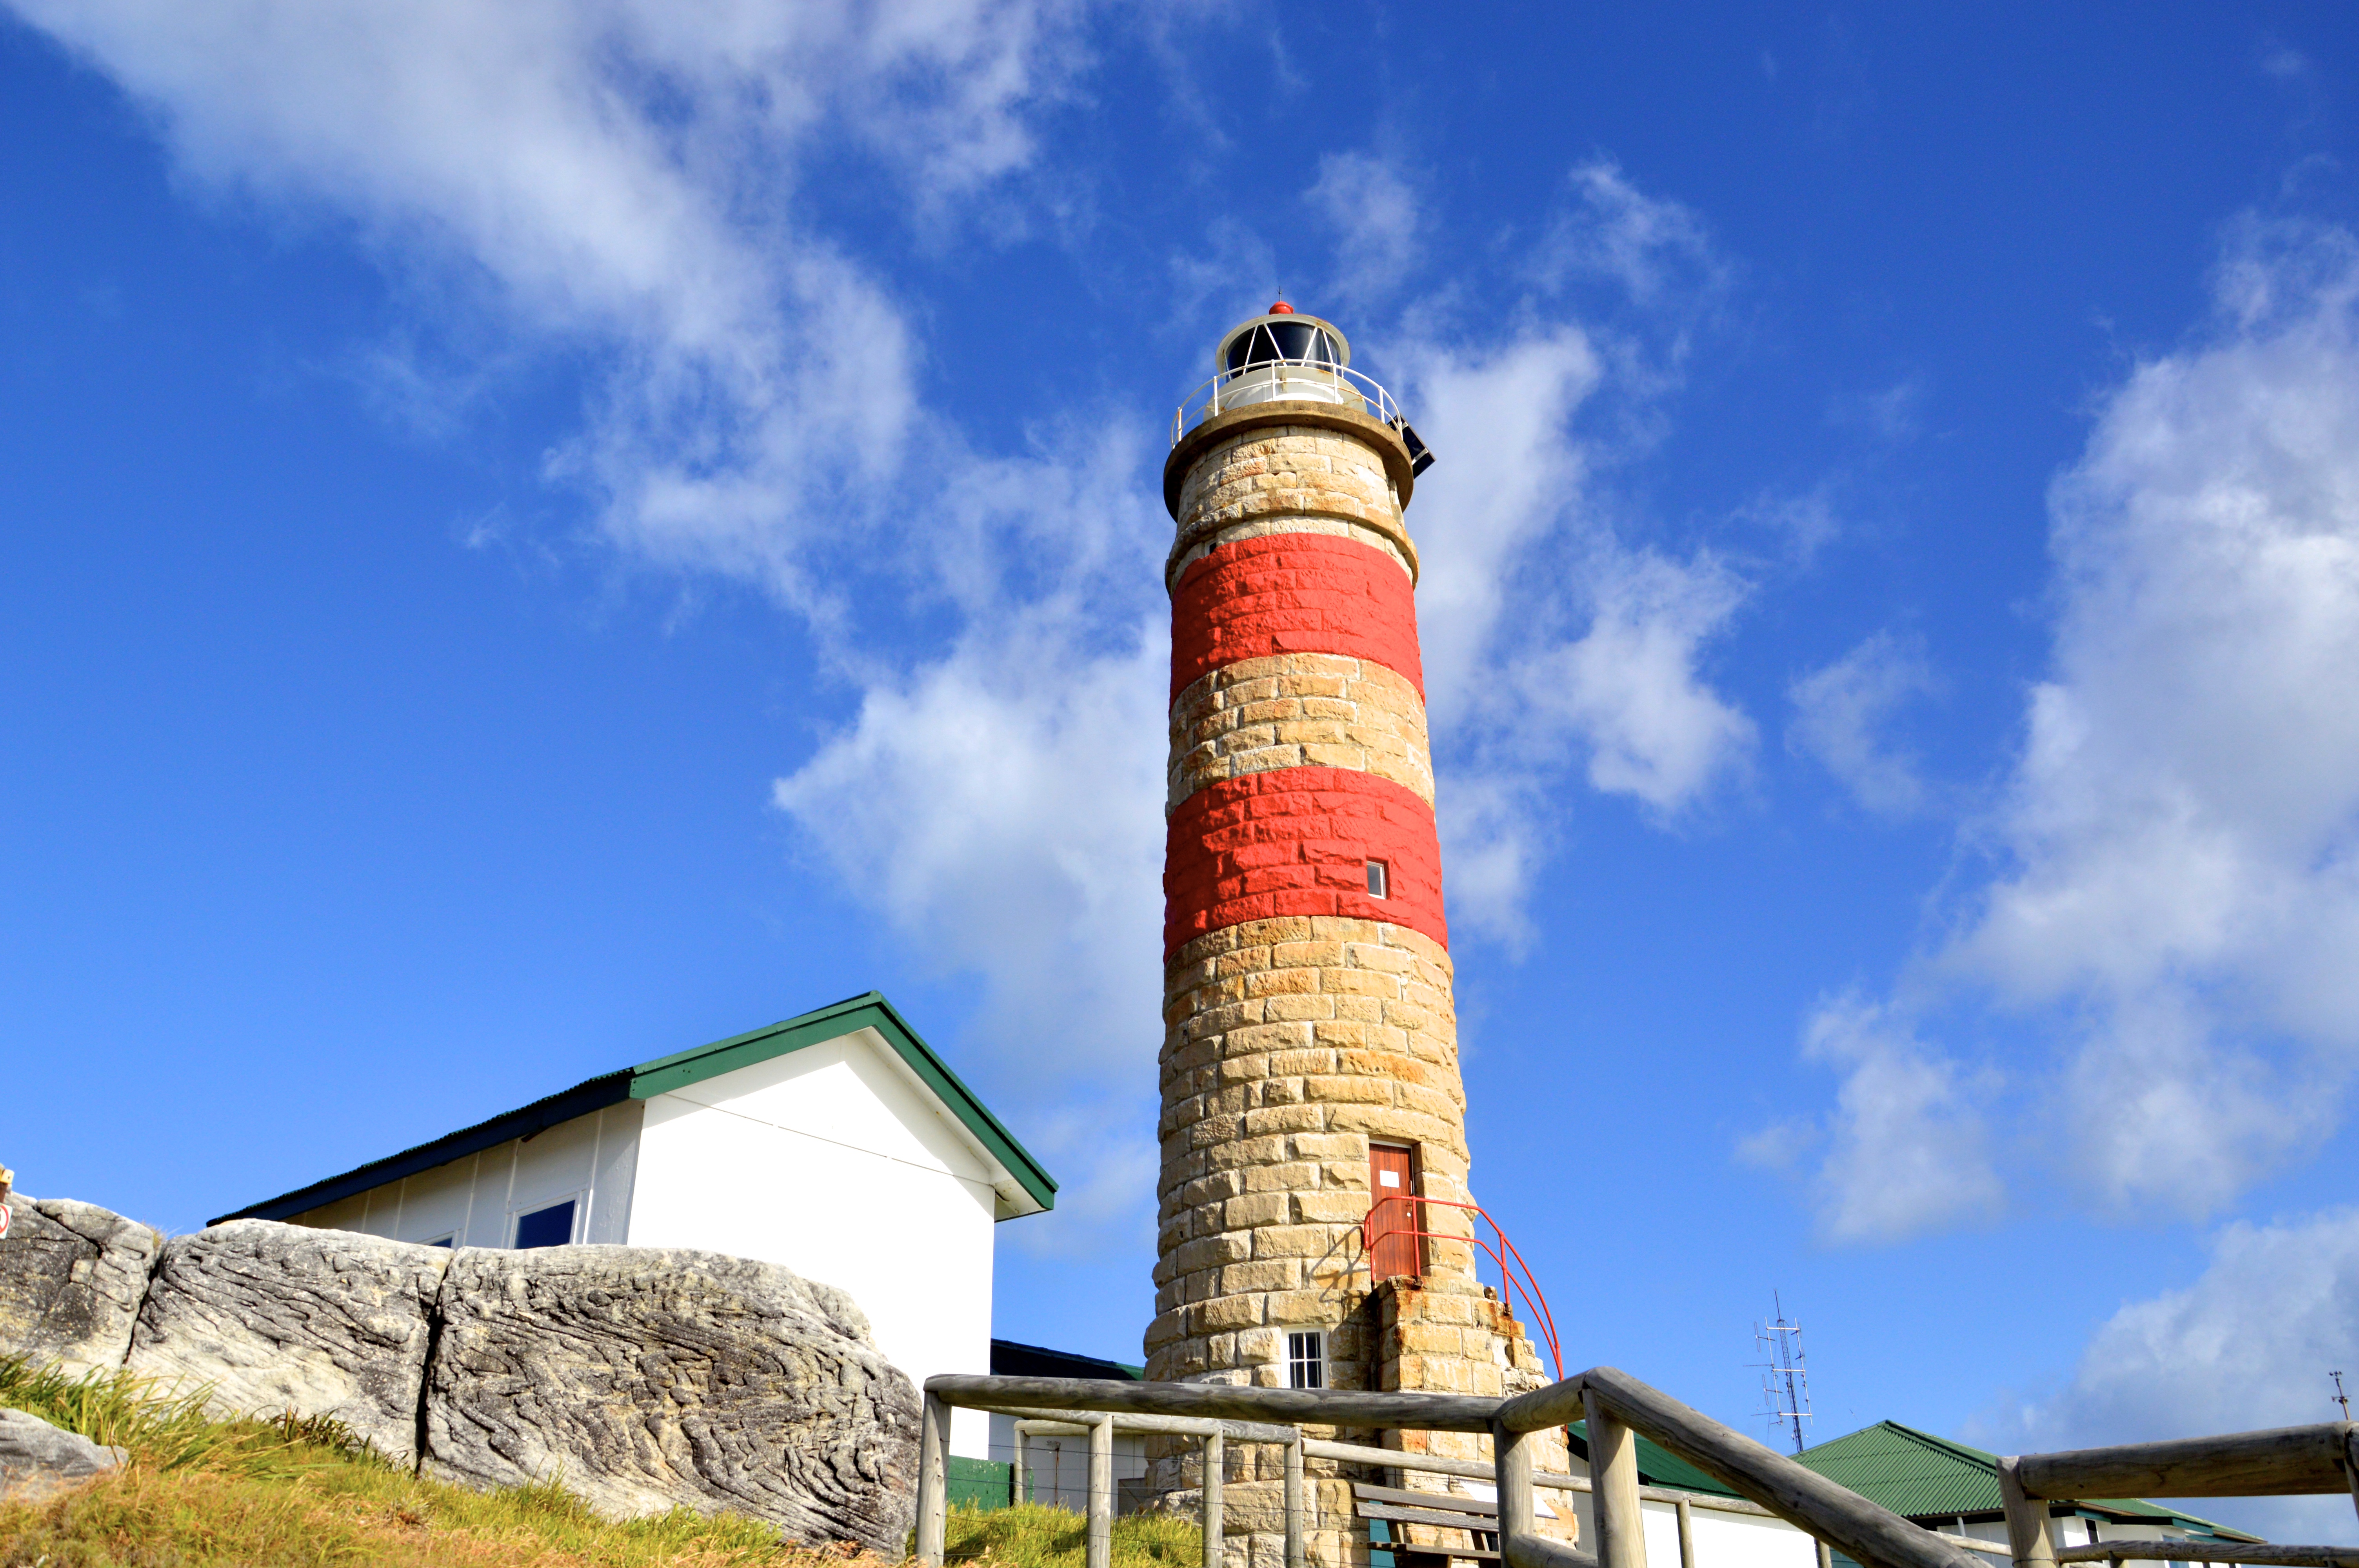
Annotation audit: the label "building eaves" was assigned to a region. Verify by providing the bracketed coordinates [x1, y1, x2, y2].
[990, 1339, 1147, 1381]
[625, 992, 1056, 1216]
[214, 991, 1057, 1227]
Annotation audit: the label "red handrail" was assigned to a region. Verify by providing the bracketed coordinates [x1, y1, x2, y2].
[1360, 1197, 1562, 1382]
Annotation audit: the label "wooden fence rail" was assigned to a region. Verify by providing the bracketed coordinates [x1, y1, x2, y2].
[919, 1370, 2359, 1568]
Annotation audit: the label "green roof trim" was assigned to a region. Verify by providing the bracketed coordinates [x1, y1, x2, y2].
[1796, 1423, 2257, 1541]
[625, 992, 1057, 1214]
[216, 991, 1056, 1226]
[1568, 1421, 1744, 1499]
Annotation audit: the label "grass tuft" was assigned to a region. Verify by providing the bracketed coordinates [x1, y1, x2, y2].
[0, 1356, 1205, 1567]
[943, 1502, 1201, 1568]
[0, 1355, 872, 1566]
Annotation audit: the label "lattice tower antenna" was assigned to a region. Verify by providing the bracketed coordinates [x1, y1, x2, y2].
[1752, 1290, 1813, 1455]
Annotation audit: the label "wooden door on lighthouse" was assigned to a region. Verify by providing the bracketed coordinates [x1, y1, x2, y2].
[1367, 1143, 1421, 1280]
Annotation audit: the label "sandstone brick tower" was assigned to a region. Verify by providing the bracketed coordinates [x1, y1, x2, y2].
[1147, 308, 1559, 1566]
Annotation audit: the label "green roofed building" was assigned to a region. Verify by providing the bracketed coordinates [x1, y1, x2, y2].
[216, 991, 1055, 1466]
[1797, 1422, 2261, 1563]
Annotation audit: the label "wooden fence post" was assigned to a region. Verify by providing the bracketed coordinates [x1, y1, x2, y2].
[1013, 1425, 1028, 1508]
[1204, 1431, 1225, 1568]
[1284, 1430, 1305, 1568]
[918, 1392, 951, 1568]
[1585, 1389, 1648, 1568]
[1089, 1414, 1114, 1568]
[1676, 1495, 1695, 1568]
[1496, 1421, 1537, 1568]
[2000, 1457, 2058, 1568]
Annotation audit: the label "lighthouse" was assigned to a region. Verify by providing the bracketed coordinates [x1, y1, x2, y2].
[1147, 307, 1561, 1565]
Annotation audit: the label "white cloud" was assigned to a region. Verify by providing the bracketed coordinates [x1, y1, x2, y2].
[1543, 159, 1726, 312]
[1794, 221, 2359, 1235]
[20, 11, 1764, 1238]
[772, 598, 1170, 1251]
[5, 0, 1082, 607]
[1309, 151, 1422, 306]
[1380, 169, 1755, 938]
[1512, 548, 1754, 810]
[1981, 1208, 2359, 1544]
[1390, 324, 1755, 938]
[5, 0, 1182, 1247]
[1788, 631, 1937, 819]
[1949, 220, 2359, 1212]
[1797, 993, 2003, 1244]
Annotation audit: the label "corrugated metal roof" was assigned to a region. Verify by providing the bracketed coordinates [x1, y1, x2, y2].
[1796, 1423, 2256, 1540]
[1797, 1423, 2004, 1518]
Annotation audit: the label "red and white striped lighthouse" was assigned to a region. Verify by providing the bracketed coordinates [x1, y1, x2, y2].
[1147, 307, 1557, 1566]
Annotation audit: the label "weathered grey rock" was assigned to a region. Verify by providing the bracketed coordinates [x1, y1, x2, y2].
[423, 1246, 920, 1552]
[0, 1406, 125, 1504]
[125, 1220, 450, 1465]
[0, 1196, 162, 1375]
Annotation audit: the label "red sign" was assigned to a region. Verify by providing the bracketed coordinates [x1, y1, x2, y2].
[0, 1204, 11, 1240]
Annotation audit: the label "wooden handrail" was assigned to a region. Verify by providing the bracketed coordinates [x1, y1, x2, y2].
[1503, 1368, 1992, 1568]
[2052, 1546, 2359, 1567]
[925, 1372, 1498, 1431]
[2011, 1424, 2358, 1500]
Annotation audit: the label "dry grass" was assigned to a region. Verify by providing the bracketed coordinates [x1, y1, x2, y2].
[0, 1356, 880, 1567]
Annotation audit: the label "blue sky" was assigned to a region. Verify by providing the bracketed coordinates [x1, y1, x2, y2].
[7, 2, 2359, 1537]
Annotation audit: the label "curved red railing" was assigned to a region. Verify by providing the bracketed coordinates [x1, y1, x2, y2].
[1361, 1197, 1562, 1381]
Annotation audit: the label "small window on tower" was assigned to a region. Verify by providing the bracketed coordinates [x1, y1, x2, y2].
[1287, 1331, 1326, 1390]
[1366, 860, 1389, 898]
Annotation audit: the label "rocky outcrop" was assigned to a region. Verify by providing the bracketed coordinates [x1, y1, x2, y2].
[0, 1205, 921, 1550]
[0, 1406, 124, 1504]
[0, 1198, 162, 1376]
[125, 1221, 451, 1466]
[423, 1246, 920, 1555]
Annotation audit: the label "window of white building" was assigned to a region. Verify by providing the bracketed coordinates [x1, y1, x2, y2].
[513, 1196, 579, 1249]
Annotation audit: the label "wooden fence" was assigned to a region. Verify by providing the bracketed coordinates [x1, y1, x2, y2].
[917, 1368, 2359, 1568]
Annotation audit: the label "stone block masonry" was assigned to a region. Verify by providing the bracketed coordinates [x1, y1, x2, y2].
[1169, 653, 1435, 810]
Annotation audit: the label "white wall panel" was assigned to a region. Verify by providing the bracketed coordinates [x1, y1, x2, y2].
[628, 1028, 1000, 1457]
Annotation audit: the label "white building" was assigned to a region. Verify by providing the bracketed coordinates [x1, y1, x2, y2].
[219, 991, 1055, 1461]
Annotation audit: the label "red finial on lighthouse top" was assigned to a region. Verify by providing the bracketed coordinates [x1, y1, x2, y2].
[1268, 300, 1294, 314]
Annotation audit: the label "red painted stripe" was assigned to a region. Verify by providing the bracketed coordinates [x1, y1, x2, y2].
[1170, 533, 1424, 702]
[1164, 768, 1448, 958]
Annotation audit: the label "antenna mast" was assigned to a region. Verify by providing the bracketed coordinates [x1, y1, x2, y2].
[2334, 1372, 2350, 1421]
[1754, 1291, 1813, 1455]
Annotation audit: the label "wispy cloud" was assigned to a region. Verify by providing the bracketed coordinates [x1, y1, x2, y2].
[1310, 151, 1423, 307]
[1788, 631, 1937, 819]
[10, 6, 1769, 1250]
[6, 0, 1087, 613]
[1540, 159, 1728, 313]
[1796, 993, 2002, 1243]
[1789, 219, 2359, 1236]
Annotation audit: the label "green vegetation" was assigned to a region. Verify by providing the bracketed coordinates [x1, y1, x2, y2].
[0, 1356, 851, 1566]
[0, 1358, 1209, 1568]
[942, 1501, 1201, 1568]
